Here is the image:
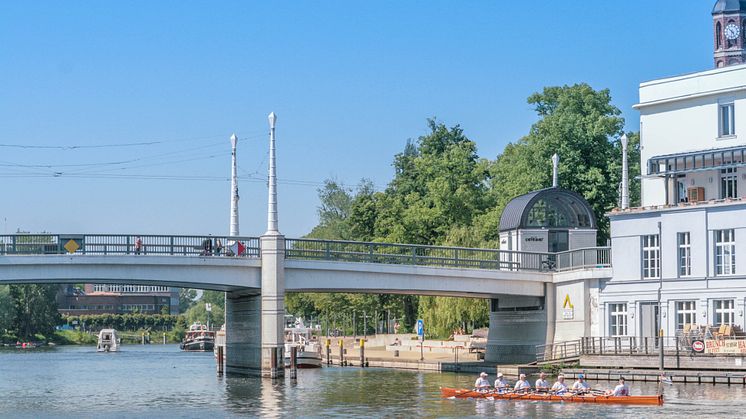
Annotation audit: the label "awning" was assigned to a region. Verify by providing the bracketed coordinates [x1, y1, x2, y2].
[647, 145, 746, 176]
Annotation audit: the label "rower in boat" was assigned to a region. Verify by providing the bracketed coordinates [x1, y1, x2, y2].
[535, 372, 550, 391]
[571, 374, 591, 394]
[494, 372, 509, 393]
[513, 373, 531, 393]
[607, 377, 630, 396]
[474, 372, 491, 391]
[550, 374, 568, 394]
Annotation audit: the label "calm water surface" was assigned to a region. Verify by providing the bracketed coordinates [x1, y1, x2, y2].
[0, 344, 744, 418]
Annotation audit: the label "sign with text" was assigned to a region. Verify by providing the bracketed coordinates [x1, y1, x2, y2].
[705, 339, 746, 354]
[416, 319, 424, 340]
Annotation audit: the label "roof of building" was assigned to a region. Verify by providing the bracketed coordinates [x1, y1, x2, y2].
[499, 187, 596, 232]
[712, 0, 746, 14]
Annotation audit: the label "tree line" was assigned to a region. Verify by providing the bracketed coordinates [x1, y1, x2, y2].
[287, 83, 641, 339]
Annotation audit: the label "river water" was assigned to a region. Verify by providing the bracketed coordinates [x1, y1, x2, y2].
[0, 344, 743, 418]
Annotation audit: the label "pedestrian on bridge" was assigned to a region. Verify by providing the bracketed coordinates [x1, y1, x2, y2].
[134, 236, 142, 255]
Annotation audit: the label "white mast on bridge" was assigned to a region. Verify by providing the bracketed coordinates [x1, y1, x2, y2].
[266, 112, 279, 234]
[229, 133, 240, 236]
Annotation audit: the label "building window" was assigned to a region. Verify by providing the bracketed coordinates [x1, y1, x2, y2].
[676, 301, 697, 330]
[609, 303, 628, 337]
[719, 103, 735, 137]
[715, 229, 736, 275]
[721, 168, 738, 199]
[717, 22, 722, 49]
[642, 234, 660, 279]
[714, 299, 735, 326]
[678, 232, 691, 277]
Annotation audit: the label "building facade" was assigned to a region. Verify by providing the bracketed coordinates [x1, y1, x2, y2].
[57, 284, 179, 316]
[600, 2, 746, 340]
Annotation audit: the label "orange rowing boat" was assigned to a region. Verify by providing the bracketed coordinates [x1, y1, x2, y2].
[440, 387, 663, 405]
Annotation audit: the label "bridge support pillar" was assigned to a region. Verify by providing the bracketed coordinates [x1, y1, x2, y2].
[260, 234, 285, 378]
[485, 295, 547, 364]
[225, 291, 262, 375]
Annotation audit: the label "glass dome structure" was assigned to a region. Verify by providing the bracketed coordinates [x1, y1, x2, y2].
[499, 187, 596, 232]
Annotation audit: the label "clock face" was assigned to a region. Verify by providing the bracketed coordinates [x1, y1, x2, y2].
[725, 23, 740, 40]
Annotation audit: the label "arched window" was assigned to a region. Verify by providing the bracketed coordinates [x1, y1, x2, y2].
[743, 19, 746, 44]
[716, 22, 722, 49]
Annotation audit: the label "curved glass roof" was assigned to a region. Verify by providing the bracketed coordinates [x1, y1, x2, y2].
[499, 187, 596, 231]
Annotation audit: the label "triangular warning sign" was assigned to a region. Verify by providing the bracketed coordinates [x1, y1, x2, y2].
[562, 294, 574, 309]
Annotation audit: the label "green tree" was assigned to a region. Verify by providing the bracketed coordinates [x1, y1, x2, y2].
[179, 288, 198, 313]
[488, 83, 627, 243]
[0, 285, 13, 334]
[184, 290, 225, 328]
[9, 284, 62, 339]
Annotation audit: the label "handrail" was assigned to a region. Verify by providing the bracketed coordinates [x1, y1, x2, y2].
[286, 238, 611, 273]
[0, 234, 261, 257]
[0, 234, 612, 273]
[536, 335, 746, 363]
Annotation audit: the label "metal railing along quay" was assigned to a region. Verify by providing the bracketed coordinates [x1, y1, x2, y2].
[285, 238, 610, 272]
[0, 234, 261, 257]
[537, 335, 746, 363]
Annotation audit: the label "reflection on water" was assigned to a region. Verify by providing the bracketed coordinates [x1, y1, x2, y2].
[1, 345, 745, 418]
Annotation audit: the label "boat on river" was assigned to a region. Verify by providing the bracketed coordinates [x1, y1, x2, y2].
[97, 329, 120, 352]
[180, 322, 215, 352]
[440, 387, 663, 405]
[284, 318, 322, 368]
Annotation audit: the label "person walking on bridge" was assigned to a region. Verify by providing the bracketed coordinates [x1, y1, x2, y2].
[134, 236, 142, 255]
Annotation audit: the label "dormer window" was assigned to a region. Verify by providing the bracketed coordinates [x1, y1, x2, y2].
[719, 102, 735, 137]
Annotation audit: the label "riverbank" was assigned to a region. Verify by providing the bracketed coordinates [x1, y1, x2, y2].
[1, 329, 184, 346]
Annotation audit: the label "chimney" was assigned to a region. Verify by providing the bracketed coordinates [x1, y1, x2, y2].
[621, 134, 629, 209]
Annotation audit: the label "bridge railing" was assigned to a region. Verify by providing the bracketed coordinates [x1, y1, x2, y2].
[285, 238, 608, 272]
[0, 234, 261, 257]
[553, 247, 611, 271]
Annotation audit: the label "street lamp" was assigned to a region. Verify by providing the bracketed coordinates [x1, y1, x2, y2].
[657, 221, 664, 372]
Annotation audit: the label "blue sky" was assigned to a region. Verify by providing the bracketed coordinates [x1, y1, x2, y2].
[0, 1, 715, 238]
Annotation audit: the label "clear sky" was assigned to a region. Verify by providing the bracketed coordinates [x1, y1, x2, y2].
[0, 1, 717, 238]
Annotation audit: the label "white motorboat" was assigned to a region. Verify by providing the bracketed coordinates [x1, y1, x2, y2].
[97, 329, 120, 352]
[284, 318, 322, 368]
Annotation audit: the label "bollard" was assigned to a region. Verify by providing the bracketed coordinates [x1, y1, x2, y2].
[216, 346, 224, 375]
[359, 338, 365, 368]
[271, 348, 278, 379]
[163, 333, 166, 345]
[290, 346, 298, 379]
[339, 339, 344, 366]
[326, 338, 332, 365]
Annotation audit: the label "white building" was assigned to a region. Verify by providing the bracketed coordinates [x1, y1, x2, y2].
[600, 1, 746, 340]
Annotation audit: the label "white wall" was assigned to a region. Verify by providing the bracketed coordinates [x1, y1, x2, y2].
[637, 65, 746, 207]
[604, 201, 746, 337]
[517, 230, 549, 253]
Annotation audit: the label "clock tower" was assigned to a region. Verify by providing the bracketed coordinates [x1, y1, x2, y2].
[713, 0, 746, 67]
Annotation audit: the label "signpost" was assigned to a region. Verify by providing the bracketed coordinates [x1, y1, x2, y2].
[417, 319, 424, 361]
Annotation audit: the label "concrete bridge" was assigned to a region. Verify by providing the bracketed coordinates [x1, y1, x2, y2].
[0, 233, 611, 375]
